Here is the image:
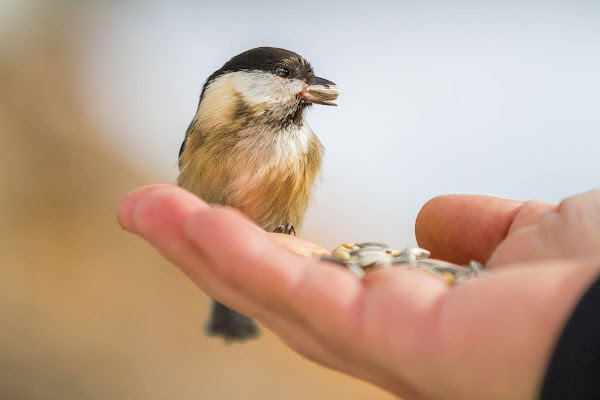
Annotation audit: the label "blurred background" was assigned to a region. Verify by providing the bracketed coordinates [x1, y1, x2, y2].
[1, 0, 598, 399]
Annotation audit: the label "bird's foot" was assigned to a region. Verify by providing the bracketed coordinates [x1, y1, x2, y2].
[274, 223, 296, 236]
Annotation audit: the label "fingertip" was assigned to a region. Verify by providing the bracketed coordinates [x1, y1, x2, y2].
[415, 195, 465, 261]
[117, 184, 175, 231]
[415, 195, 524, 264]
[129, 185, 207, 236]
[415, 195, 450, 246]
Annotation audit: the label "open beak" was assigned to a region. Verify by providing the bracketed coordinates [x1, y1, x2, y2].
[299, 76, 340, 106]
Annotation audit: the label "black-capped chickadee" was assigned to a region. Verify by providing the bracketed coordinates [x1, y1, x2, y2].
[177, 47, 339, 341]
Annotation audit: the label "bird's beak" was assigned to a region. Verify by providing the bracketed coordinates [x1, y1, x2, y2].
[299, 76, 340, 106]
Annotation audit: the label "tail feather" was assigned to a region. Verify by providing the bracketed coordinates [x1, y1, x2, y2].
[205, 300, 258, 342]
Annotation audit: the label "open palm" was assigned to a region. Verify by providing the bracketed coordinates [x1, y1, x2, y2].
[118, 186, 600, 400]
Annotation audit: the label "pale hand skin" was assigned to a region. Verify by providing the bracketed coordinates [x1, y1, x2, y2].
[117, 186, 600, 400]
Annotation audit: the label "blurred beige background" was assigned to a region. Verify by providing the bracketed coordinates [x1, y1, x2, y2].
[1, 0, 599, 399]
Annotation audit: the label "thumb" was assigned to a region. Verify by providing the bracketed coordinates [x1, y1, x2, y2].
[415, 195, 524, 265]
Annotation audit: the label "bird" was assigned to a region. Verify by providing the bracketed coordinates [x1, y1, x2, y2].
[177, 47, 339, 342]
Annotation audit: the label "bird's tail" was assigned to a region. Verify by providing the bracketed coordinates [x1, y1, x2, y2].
[205, 300, 258, 342]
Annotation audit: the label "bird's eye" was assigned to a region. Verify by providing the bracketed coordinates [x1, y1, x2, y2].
[276, 67, 290, 78]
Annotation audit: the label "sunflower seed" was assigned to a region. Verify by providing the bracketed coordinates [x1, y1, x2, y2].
[318, 243, 485, 284]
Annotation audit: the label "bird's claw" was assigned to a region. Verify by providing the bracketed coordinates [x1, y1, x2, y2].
[274, 223, 296, 236]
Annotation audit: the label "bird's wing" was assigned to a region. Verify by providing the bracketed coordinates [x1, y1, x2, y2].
[177, 136, 187, 168]
[176, 120, 231, 205]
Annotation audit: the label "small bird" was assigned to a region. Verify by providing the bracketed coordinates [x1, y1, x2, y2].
[177, 47, 339, 341]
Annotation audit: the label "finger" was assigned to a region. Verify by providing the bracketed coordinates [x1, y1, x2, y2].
[488, 193, 598, 266]
[267, 232, 328, 254]
[121, 187, 346, 363]
[120, 185, 266, 310]
[180, 206, 376, 368]
[117, 183, 176, 231]
[507, 199, 557, 235]
[119, 187, 368, 374]
[415, 195, 524, 264]
[125, 186, 210, 278]
[484, 200, 557, 267]
[184, 207, 365, 339]
[123, 187, 294, 322]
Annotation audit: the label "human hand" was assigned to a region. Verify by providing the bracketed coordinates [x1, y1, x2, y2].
[416, 193, 600, 267]
[117, 185, 600, 400]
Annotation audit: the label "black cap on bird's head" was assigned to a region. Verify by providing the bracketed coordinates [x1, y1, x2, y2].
[213, 47, 315, 84]
[199, 47, 340, 112]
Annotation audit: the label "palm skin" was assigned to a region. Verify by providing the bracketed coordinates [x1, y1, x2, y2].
[118, 185, 600, 400]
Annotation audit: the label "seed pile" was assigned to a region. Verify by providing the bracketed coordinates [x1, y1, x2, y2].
[293, 242, 485, 283]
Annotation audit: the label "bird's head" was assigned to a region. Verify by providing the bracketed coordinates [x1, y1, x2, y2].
[194, 47, 339, 130]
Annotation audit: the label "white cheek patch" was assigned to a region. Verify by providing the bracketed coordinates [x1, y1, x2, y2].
[228, 71, 305, 106]
[196, 73, 238, 128]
